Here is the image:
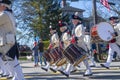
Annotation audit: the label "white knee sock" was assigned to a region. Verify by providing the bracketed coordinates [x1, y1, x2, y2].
[83, 59, 90, 70]
[65, 63, 73, 74]
[12, 57, 25, 80]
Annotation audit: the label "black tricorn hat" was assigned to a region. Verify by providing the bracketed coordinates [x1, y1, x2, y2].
[0, 0, 11, 9]
[49, 25, 56, 30]
[72, 12, 82, 21]
[109, 16, 118, 20]
[0, 0, 11, 5]
[72, 15, 82, 21]
[58, 20, 67, 27]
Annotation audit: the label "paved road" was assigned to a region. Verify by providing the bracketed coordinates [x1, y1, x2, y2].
[1, 60, 120, 80]
[23, 60, 120, 80]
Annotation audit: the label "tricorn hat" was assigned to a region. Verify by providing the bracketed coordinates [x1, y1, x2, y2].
[72, 12, 82, 21]
[58, 20, 67, 27]
[0, 0, 11, 8]
[49, 25, 56, 30]
[109, 16, 118, 20]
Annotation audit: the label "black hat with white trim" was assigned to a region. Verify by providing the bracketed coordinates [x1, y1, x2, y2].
[0, 0, 11, 9]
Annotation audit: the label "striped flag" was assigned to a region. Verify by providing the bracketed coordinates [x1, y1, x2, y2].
[100, 0, 110, 11]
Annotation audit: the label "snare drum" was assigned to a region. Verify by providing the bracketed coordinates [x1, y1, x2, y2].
[47, 47, 60, 65]
[43, 49, 52, 63]
[44, 47, 66, 66]
[44, 48, 59, 65]
[63, 44, 87, 66]
[91, 22, 114, 42]
[49, 47, 66, 66]
[55, 47, 67, 66]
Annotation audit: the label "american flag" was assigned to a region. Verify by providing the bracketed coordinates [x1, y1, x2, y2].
[100, 0, 110, 11]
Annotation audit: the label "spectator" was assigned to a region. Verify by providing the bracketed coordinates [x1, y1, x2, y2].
[38, 39, 46, 66]
[91, 43, 99, 62]
[32, 41, 39, 67]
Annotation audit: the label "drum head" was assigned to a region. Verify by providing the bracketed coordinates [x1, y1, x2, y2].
[97, 22, 114, 41]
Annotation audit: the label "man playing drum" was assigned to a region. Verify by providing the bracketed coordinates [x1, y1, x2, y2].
[100, 16, 120, 69]
[60, 12, 92, 77]
[50, 21, 71, 72]
[114, 18, 120, 46]
[41, 25, 59, 71]
[59, 21, 71, 49]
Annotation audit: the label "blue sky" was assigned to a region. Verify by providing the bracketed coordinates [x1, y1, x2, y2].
[69, 0, 118, 19]
[69, 1, 92, 17]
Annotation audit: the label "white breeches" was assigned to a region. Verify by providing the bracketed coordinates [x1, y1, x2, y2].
[106, 43, 120, 65]
[10, 57, 25, 80]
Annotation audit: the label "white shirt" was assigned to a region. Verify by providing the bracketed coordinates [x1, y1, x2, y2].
[50, 32, 59, 48]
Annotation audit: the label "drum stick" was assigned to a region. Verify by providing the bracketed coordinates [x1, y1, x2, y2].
[108, 30, 114, 36]
[108, 30, 120, 38]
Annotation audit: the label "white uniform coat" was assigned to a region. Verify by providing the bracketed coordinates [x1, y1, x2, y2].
[0, 11, 16, 55]
[74, 24, 88, 52]
[61, 31, 71, 48]
[50, 32, 59, 48]
[114, 23, 120, 45]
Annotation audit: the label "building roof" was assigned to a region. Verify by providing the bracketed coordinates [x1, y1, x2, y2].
[84, 15, 106, 22]
[62, 6, 85, 12]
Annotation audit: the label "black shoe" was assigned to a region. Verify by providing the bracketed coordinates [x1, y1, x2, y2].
[50, 68, 57, 73]
[100, 64, 109, 69]
[41, 67, 48, 71]
[59, 71, 69, 77]
[0, 73, 3, 75]
[71, 69, 77, 73]
[7, 76, 13, 79]
[83, 73, 92, 76]
[1, 74, 9, 77]
[90, 65, 96, 67]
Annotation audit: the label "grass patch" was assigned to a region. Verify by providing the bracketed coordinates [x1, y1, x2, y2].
[19, 56, 27, 60]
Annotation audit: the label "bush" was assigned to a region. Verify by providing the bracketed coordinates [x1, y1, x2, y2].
[19, 56, 27, 60]
[20, 51, 32, 56]
[43, 40, 50, 50]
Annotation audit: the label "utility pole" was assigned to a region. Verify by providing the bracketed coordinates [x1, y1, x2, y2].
[92, 0, 100, 61]
[92, 0, 97, 25]
[62, 0, 67, 7]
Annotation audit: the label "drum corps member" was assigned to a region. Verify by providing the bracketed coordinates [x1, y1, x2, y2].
[49, 21, 70, 72]
[60, 12, 92, 77]
[100, 16, 120, 69]
[84, 34, 96, 67]
[114, 18, 120, 46]
[59, 21, 78, 73]
[0, 0, 25, 80]
[41, 25, 59, 71]
[59, 21, 71, 48]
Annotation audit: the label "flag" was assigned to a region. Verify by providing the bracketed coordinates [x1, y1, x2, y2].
[100, 0, 110, 11]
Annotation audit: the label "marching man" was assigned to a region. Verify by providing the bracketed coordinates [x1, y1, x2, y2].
[100, 16, 120, 69]
[50, 21, 71, 72]
[41, 24, 59, 71]
[60, 12, 92, 77]
[0, 0, 25, 80]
